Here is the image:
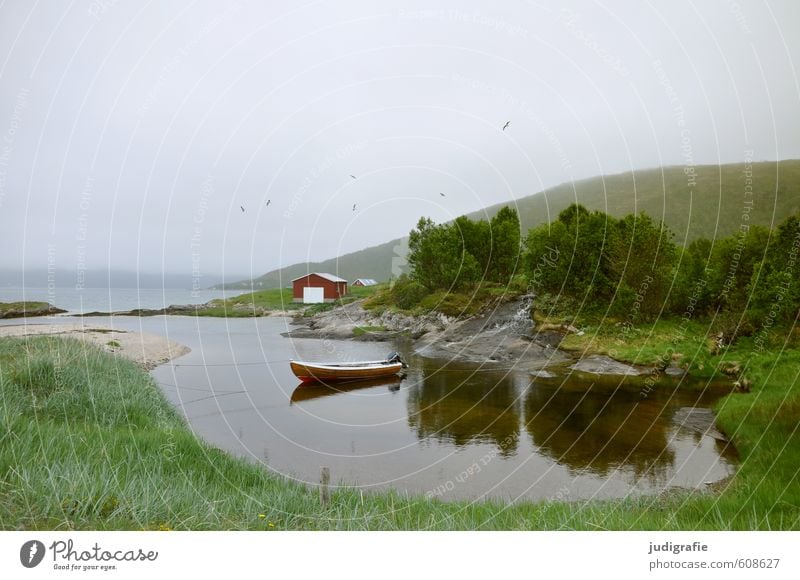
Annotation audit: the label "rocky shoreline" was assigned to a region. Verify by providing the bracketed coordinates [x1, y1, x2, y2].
[281, 294, 701, 380]
[0, 300, 222, 319]
[76, 304, 210, 317]
[75, 302, 289, 318]
[283, 295, 595, 373]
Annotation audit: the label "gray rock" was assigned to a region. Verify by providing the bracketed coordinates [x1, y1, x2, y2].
[664, 365, 685, 377]
[569, 354, 644, 376]
[672, 407, 728, 441]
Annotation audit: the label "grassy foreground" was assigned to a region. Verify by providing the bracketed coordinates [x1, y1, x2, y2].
[0, 335, 798, 530]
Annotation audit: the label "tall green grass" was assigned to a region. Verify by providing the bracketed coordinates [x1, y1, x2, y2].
[1, 336, 797, 530]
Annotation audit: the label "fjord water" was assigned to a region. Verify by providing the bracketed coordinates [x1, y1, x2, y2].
[0, 286, 244, 314]
[87, 316, 738, 502]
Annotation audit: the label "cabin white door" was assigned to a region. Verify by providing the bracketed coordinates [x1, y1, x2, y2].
[303, 287, 324, 303]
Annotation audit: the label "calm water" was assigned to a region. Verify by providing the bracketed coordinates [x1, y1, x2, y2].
[7, 314, 737, 503]
[0, 287, 244, 314]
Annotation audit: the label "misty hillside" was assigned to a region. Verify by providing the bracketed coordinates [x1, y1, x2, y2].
[216, 159, 800, 290]
[482, 159, 800, 242]
[212, 238, 408, 290]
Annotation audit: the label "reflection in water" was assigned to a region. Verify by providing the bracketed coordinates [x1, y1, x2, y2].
[406, 360, 522, 456]
[405, 357, 736, 492]
[290, 376, 404, 404]
[524, 381, 676, 481]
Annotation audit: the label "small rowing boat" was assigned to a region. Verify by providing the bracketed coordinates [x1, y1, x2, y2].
[290, 352, 406, 383]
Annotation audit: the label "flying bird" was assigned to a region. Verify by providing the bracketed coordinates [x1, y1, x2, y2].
[350, 174, 357, 179]
[266, 199, 271, 206]
[240, 205, 245, 213]
[352, 203, 357, 211]
[439, 192, 446, 197]
[502, 121, 510, 131]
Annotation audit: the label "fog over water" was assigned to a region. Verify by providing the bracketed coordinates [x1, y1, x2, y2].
[1, 1, 798, 283]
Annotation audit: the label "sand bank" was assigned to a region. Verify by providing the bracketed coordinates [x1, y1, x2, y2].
[0, 323, 190, 370]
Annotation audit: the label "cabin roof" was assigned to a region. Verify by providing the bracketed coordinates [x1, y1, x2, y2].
[291, 272, 348, 283]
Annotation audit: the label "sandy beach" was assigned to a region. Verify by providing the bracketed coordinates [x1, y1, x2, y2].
[0, 322, 190, 370]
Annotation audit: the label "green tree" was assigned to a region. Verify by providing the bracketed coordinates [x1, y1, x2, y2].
[670, 237, 714, 316]
[558, 205, 617, 302]
[408, 218, 480, 290]
[454, 216, 491, 278]
[488, 207, 522, 283]
[705, 225, 770, 312]
[407, 217, 438, 288]
[523, 204, 616, 303]
[524, 220, 570, 294]
[608, 213, 678, 318]
[746, 214, 800, 324]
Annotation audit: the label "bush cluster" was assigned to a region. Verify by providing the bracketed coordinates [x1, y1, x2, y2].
[404, 202, 800, 330]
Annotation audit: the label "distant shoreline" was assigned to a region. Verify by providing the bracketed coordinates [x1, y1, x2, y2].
[0, 287, 249, 318]
[0, 301, 66, 319]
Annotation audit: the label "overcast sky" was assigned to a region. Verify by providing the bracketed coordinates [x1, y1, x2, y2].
[1, 0, 798, 283]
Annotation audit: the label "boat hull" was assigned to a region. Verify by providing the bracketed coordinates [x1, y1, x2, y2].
[290, 360, 403, 383]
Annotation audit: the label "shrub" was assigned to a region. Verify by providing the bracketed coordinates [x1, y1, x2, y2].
[391, 275, 428, 310]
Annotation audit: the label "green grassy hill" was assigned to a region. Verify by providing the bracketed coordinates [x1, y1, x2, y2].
[485, 159, 800, 243]
[217, 160, 800, 290]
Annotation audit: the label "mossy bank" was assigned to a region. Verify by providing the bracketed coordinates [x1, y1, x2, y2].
[0, 302, 66, 319]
